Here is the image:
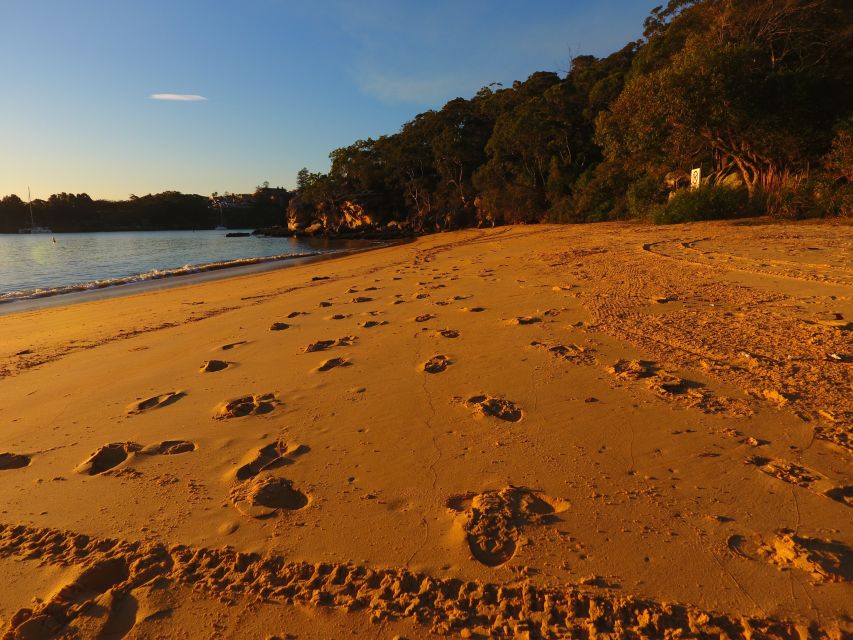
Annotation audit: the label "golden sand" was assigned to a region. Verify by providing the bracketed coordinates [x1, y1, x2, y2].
[0, 222, 850, 638]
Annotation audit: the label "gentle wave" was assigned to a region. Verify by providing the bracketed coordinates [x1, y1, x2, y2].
[0, 251, 324, 303]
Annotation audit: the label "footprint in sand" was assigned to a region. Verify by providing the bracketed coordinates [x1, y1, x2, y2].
[509, 316, 542, 325]
[757, 530, 852, 583]
[75, 442, 143, 476]
[415, 313, 436, 322]
[610, 359, 745, 414]
[140, 440, 196, 455]
[745, 456, 851, 507]
[424, 355, 451, 374]
[461, 307, 485, 313]
[220, 341, 247, 351]
[0, 453, 31, 471]
[531, 340, 595, 366]
[447, 486, 569, 567]
[328, 314, 351, 320]
[317, 357, 351, 372]
[466, 395, 523, 422]
[200, 359, 230, 373]
[230, 476, 309, 518]
[3, 557, 133, 639]
[229, 440, 311, 518]
[319, 301, 333, 308]
[234, 440, 309, 481]
[437, 328, 460, 339]
[287, 311, 308, 318]
[351, 296, 373, 303]
[127, 392, 185, 414]
[215, 393, 279, 419]
[306, 339, 335, 352]
[361, 320, 389, 328]
[305, 336, 357, 352]
[270, 322, 290, 331]
[728, 530, 852, 584]
[609, 360, 691, 395]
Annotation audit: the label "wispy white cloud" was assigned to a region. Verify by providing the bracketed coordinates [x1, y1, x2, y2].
[149, 93, 207, 102]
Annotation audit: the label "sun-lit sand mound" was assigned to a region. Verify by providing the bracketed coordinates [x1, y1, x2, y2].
[0, 221, 850, 639]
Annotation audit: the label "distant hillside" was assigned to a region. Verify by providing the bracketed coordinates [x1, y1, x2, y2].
[0, 187, 291, 233]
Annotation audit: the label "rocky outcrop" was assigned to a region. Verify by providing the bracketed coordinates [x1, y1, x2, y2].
[275, 194, 412, 238]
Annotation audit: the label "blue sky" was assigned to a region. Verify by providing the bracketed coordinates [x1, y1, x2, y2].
[0, 0, 657, 200]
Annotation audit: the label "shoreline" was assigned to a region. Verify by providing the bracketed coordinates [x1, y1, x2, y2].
[0, 238, 407, 317]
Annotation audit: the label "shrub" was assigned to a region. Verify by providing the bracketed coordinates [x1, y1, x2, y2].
[626, 175, 664, 218]
[651, 185, 757, 224]
[570, 162, 629, 221]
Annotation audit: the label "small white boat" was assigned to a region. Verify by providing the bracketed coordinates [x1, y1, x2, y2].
[214, 198, 227, 230]
[18, 187, 52, 234]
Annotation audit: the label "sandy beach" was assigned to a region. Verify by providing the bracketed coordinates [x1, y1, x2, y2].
[0, 221, 850, 639]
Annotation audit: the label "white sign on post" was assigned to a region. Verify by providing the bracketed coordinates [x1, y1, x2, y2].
[690, 168, 701, 190]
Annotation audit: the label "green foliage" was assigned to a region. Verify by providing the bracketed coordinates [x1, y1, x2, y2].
[626, 176, 664, 218]
[650, 186, 756, 224]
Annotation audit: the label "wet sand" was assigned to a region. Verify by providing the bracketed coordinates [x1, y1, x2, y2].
[0, 221, 850, 639]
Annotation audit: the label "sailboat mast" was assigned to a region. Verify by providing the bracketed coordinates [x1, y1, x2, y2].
[28, 187, 35, 227]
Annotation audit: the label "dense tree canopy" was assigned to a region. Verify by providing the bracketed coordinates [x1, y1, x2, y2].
[291, 0, 851, 230]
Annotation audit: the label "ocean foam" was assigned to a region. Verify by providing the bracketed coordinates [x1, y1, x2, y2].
[0, 251, 323, 304]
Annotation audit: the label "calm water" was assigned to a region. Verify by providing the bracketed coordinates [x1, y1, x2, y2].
[0, 230, 372, 303]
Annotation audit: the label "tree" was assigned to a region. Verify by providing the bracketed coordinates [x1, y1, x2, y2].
[597, 0, 852, 200]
